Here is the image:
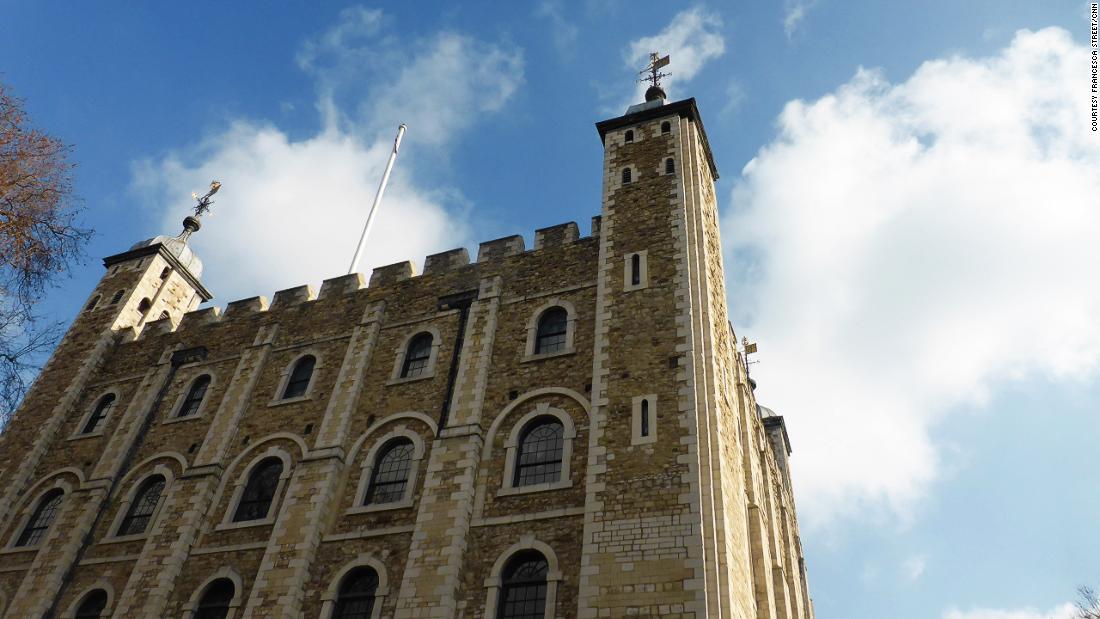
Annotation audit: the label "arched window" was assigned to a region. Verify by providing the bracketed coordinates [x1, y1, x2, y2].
[640, 399, 650, 437]
[137, 298, 152, 314]
[497, 551, 549, 619]
[158, 311, 170, 321]
[195, 578, 234, 619]
[82, 394, 116, 434]
[534, 308, 568, 355]
[630, 254, 641, 286]
[665, 157, 675, 174]
[159, 267, 171, 280]
[109, 289, 125, 305]
[283, 355, 316, 399]
[84, 295, 100, 312]
[333, 567, 379, 619]
[365, 439, 414, 505]
[16, 488, 63, 546]
[401, 333, 433, 378]
[73, 589, 108, 619]
[179, 375, 211, 418]
[621, 168, 632, 184]
[514, 418, 564, 487]
[117, 475, 166, 536]
[233, 458, 282, 522]
[661, 120, 671, 134]
[624, 129, 634, 143]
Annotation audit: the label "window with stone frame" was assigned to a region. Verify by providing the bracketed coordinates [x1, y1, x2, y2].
[496, 551, 549, 619]
[283, 355, 316, 399]
[195, 579, 234, 619]
[665, 157, 675, 174]
[15, 488, 63, 547]
[73, 589, 108, 619]
[534, 308, 568, 355]
[400, 333, 433, 378]
[82, 394, 115, 434]
[178, 375, 211, 418]
[621, 167, 632, 184]
[513, 418, 565, 487]
[661, 120, 671, 133]
[364, 439, 414, 505]
[109, 289, 125, 305]
[333, 567, 380, 619]
[232, 458, 282, 522]
[117, 475, 166, 536]
[624, 129, 634, 143]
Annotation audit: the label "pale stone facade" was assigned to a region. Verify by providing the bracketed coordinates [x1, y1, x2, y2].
[0, 94, 813, 618]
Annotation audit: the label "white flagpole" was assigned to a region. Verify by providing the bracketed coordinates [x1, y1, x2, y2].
[348, 123, 407, 274]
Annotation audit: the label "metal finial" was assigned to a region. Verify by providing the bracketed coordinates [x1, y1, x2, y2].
[178, 180, 221, 243]
[638, 52, 671, 89]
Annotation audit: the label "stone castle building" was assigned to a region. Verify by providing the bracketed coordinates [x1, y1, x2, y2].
[0, 88, 813, 618]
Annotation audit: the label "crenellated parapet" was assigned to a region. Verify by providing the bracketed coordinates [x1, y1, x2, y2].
[119, 220, 599, 343]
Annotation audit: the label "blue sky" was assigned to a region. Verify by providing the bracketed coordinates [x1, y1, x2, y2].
[3, 1, 1098, 617]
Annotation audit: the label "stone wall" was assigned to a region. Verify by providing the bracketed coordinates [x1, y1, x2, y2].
[0, 97, 812, 619]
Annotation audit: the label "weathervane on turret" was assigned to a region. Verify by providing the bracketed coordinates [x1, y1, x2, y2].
[176, 180, 221, 243]
[191, 180, 221, 218]
[638, 52, 671, 101]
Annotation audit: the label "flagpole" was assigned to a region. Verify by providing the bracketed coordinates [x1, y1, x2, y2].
[348, 123, 407, 274]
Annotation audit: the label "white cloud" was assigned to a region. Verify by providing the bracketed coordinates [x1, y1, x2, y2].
[783, 0, 819, 38]
[622, 8, 725, 107]
[131, 8, 523, 304]
[943, 604, 1077, 619]
[901, 555, 926, 581]
[724, 27, 1100, 527]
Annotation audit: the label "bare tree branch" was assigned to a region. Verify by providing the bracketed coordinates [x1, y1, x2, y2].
[1077, 586, 1100, 619]
[0, 80, 90, 426]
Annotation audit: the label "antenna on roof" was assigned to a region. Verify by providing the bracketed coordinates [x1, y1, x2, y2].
[348, 124, 407, 274]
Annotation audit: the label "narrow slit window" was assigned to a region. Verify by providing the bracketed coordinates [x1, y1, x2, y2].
[665, 157, 675, 174]
[640, 399, 650, 437]
[630, 254, 641, 286]
[624, 129, 634, 143]
[661, 121, 671, 134]
[621, 168, 632, 184]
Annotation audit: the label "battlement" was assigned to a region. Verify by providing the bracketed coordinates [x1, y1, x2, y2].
[121, 219, 600, 343]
